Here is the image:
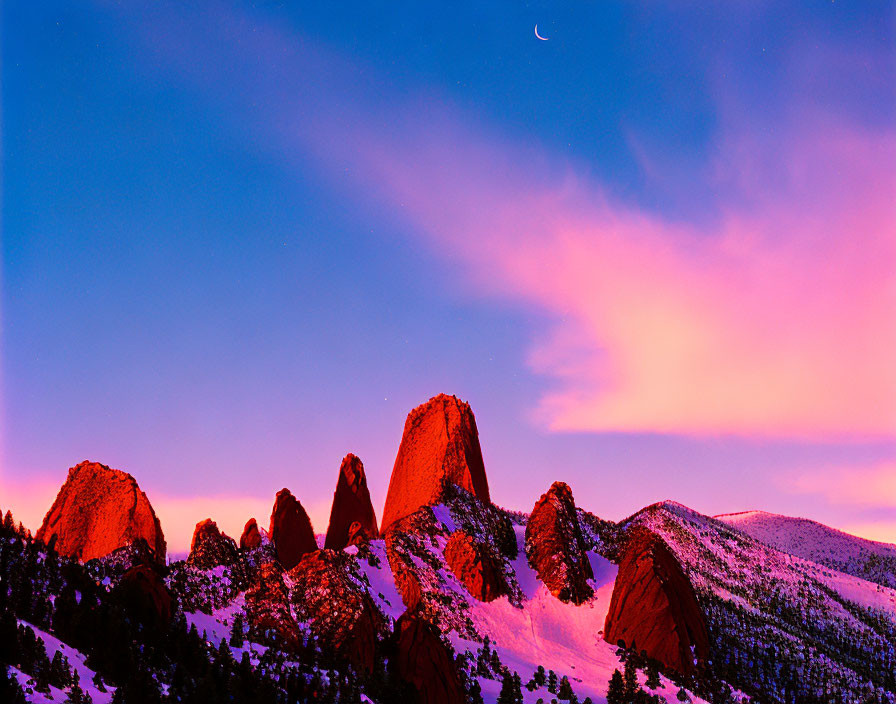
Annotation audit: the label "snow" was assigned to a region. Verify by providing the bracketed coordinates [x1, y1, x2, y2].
[809, 561, 896, 613]
[449, 527, 708, 704]
[432, 504, 457, 533]
[716, 510, 896, 589]
[15, 620, 115, 703]
[11, 665, 66, 704]
[356, 539, 405, 621]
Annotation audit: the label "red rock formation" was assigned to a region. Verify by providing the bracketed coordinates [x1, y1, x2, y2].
[288, 549, 385, 674]
[603, 526, 709, 675]
[443, 531, 505, 602]
[394, 611, 465, 704]
[384, 508, 442, 612]
[37, 461, 166, 564]
[346, 521, 368, 547]
[245, 562, 303, 650]
[324, 454, 378, 550]
[269, 489, 317, 570]
[525, 482, 594, 604]
[112, 565, 174, 628]
[381, 394, 490, 534]
[187, 519, 239, 569]
[240, 518, 262, 550]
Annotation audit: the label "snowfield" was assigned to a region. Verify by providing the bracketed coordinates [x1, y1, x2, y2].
[717, 510, 896, 590]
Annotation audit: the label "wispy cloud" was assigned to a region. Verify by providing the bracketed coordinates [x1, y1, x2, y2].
[122, 2, 896, 439]
[786, 461, 896, 509]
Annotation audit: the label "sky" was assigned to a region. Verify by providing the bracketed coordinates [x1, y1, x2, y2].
[2, 1, 895, 554]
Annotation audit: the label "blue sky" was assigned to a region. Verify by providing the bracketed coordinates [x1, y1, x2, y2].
[3, 1, 895, 551]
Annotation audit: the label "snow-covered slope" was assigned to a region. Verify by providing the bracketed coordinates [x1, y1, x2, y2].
[627, 502, 896, 703]
[716, 510, 896, 589]
[6, 493, 896, 704]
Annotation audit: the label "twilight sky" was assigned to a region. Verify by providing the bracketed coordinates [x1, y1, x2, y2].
[2, 1, 895, 554]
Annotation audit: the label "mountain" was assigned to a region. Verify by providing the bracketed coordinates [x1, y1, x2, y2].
[35, 460, 166, 564]
[3, 396, 896, 704]
[381, 393, 490, 534]
[716, 510, 896, 590]
[622, 501, 896, 702]
[324, 453, 379, 551]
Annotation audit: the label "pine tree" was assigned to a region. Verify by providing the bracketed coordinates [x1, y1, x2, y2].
[230, 614, 245, 648]
[548, 669, 558, 694]
[645, 663, 661, 689]
[497, 671, 524, 704]
[1, 666, 27, 704]
[677, 687, 691, 702]
[558, 675, 575, 701]
[33, 658, 51, 694]
[50, 650, 73, 689]
[606, 670, 625, 704]
[623, 657, 639, 699]
[65, 671, 93, 704]
[469, 678, 484, 704]
[512, 672, 524, 704]
[0, 609, 19, 664]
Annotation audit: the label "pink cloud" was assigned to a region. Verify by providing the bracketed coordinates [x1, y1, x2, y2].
[786, 461, 896, 509]
[124, 3, 896, 439]
[327, 110, 896, 438]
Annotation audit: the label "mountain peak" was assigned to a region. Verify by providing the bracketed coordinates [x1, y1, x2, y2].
[380, 394, 490, 534]
[36, 460, 166, 564]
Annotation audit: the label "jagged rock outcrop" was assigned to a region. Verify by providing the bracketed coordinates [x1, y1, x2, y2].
[245, 562, 303, 650]
[443, 531, 505, 602]
[603, 526, 709, 675]
[288, 549, 385, 674]
[385, 509, 440, 613]
[383, 507, 479, 639]
[37, 460, 166, 564]
[525, 481, 594, 604]
[324, 454, 378, 550]
[381, 394, 490, 534]
[269, 489, 317, 570]
[112, 565, 174, 629]
[187, 519, 239, 569]
[240, 518, 262, 550]
[394, 611, 465, 704]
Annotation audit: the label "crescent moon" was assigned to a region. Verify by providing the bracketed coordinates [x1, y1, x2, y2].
[534, 24, 549, 41]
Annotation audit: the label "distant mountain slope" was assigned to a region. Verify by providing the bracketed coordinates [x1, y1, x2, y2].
[623, 501, 896, 703]
[716, 510, 896, 590]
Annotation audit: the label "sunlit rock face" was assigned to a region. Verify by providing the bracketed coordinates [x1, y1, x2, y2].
[525, 481, 594, 604]
[324, 453, 378, 550]
[443, 530, 505, 602]
[604, 525, 710, 675]
[37, 460, 166, 564]
[239, 517, 262, 550]
[381, 394, 490, 535]
[187, 518, 239, 569]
